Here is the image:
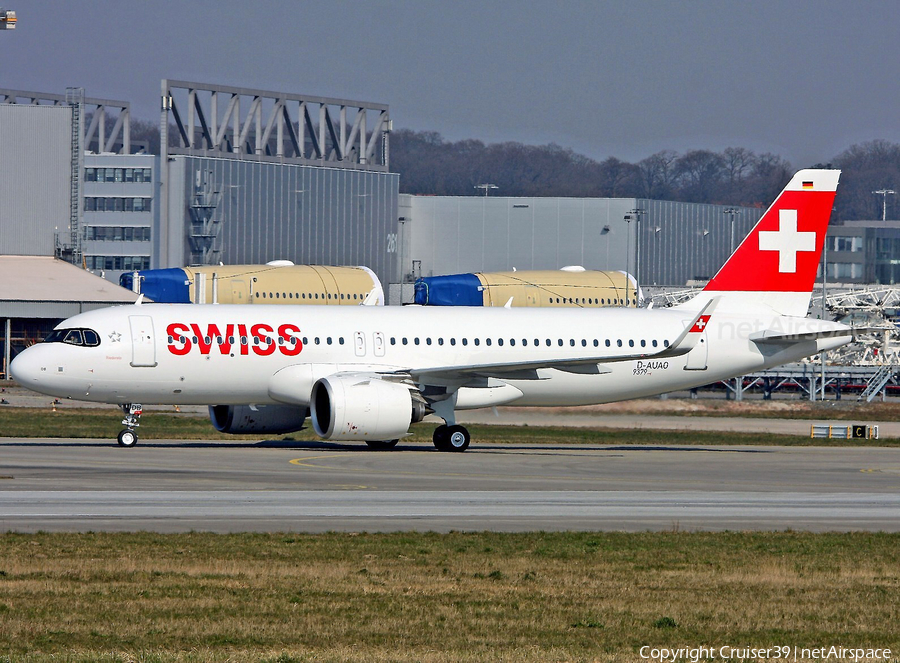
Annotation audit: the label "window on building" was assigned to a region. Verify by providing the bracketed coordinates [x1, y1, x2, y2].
[828, 262, 863, 280]
[85, 197, 152, 213]
[828, 236, 863, 252]
[85, 226, 151, 242]
[85, 255, 151, 271]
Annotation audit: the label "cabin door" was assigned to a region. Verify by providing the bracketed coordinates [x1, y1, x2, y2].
[230, 279, 246, 303]
[129, 315, 157, 367]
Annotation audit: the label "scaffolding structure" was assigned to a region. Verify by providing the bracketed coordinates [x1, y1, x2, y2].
[644, 283, 900, 401]
[160, 80, 391, 170]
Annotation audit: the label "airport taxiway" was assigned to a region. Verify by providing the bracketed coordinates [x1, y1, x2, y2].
[1, 437, 898, 532]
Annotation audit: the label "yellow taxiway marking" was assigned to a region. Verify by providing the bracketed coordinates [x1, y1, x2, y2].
[289, 455, 524, 480]
[861, 468, 900, 475]
[285, 453, 859, 491]
[289, 456, 333, 468]
[284, 453, 737, 487]
[289, 454, 603, 483]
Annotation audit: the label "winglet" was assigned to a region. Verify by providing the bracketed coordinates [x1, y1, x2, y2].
[361, 287, 382, 306]
[135, 294, 144, 306]
[658, 297, 718, 357]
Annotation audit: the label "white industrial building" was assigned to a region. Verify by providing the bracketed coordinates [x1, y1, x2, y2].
[391, 194, 763, 302]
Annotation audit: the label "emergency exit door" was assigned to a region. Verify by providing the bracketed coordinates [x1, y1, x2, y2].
[684, 333, 708, 371]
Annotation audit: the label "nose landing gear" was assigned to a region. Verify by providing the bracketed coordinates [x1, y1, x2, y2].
[118, 403, 142, 447]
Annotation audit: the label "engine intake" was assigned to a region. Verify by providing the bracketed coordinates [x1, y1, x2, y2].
[311, 375, 426, 441]
[209, 404, 307, 434]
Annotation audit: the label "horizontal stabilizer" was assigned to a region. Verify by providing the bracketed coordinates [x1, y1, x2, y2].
[750, 326, 874, 344]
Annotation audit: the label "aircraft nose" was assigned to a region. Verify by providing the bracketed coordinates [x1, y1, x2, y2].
[9, 345, 53, 391]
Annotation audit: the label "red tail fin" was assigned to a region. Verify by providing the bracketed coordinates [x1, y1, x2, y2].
[692, 169, 840, 316]
[705, 170, 839, 293]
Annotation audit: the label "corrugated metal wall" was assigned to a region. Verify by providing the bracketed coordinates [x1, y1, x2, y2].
[637, 199, 762, 285]
[0, 105, 72, 256]
[406, 196, 637, 277]
[404, 195, 764, 286]
[167, 156, 400, 288]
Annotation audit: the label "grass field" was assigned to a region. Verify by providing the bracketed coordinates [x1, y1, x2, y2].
[1, 405, 899, 447]
[0, 531, 898, 662]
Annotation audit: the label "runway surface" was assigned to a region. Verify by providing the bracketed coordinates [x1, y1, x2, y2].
[1, 437, 898, 532]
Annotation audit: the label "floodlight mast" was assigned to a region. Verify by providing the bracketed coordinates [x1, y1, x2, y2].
[474, 183, 498, 196]
[872, 189, 896, 222]
[723, 207, 740, 251]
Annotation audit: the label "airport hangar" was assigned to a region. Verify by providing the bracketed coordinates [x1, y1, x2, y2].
[1, 79, 767, 283]
[4, 78, 895, 378]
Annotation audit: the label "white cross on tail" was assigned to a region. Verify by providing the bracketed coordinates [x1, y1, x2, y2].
[757, 209, 817, 273]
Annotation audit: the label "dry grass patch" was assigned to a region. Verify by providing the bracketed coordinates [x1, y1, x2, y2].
[0, 532, 898, 661]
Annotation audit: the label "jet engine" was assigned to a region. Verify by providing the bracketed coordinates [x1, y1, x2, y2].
[310, 375, 427, 441]
[209, 404, 307, 434]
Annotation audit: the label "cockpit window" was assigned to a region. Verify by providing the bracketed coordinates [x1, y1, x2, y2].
[44, 330, 66, 343]
[44, 328, 101, 347]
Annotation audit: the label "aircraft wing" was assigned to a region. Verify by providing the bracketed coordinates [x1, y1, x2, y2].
[405, 300, 717, 383]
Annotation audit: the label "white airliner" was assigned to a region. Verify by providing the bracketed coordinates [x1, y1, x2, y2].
[12, 169, 854, 451]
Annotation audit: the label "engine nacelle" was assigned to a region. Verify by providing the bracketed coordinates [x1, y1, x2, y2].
[209, 404, 306, 435]
[310, 375, 426, 441]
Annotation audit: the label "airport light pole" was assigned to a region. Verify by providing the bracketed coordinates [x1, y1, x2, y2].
[723, 207, 740, 251]
[625, 209, 645, 305]
[821, 233, 828, 400]
[873, 189, 896, 221]
[474, 183, 498, 196]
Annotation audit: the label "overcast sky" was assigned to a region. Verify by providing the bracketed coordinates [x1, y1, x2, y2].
[2, 0, 898, 167]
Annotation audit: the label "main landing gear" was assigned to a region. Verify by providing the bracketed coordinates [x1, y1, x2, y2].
[432, 424, 471, 452]
[118, 403, 142, 447]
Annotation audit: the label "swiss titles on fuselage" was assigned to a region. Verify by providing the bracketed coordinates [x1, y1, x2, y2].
[166, 322, 303, 357]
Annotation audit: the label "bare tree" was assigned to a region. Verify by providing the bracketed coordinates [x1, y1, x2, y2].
[832, 140, 900, 220]
[673, 150, 725, 203]
[637, 150, 678, 199]
[389, 128, 899, 219]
